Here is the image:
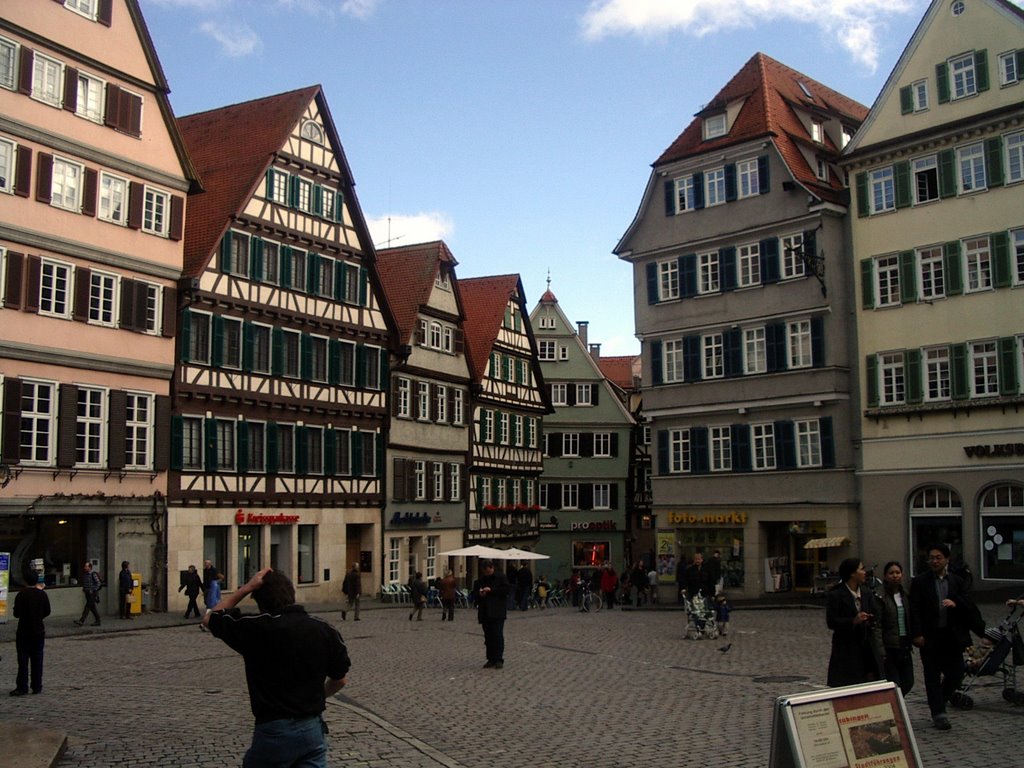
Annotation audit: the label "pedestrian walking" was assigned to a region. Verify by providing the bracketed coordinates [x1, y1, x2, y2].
[203, 559, 221, 609]
[826, 558, 883, 688]
[876, 560, 914, 697]
[73, 561, 102, 627]
[11, 566, 50, 696]
[516, 563, 533, 611]
[408, 572, 428, 621]
[119, 561, 134, 620]
[178, 565, 204, 619]
[600, 563, 618, 610]
[439, 569, 458, 621]
[471, 559, 509, 669]
[715, 593, 731, 636]
[342, 564, 362, 621]
[203, 568, 350, 767]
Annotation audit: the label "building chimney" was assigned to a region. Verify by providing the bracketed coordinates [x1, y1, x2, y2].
[589, 343, 601, 359]
[577, 321, 588, 347]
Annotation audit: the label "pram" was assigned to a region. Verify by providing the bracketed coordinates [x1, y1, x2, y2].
[952, 602, 1024, 708]
[684, 591, 719, 640]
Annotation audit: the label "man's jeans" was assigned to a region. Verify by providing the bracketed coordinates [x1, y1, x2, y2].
[243, 716, 327, 768]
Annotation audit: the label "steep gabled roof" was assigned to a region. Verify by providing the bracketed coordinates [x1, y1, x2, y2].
[596, 355, 638, 392]
[177, 86, 321, 277]
[377, 240, 461, 345]
[656, 52, 868, 204]
[459, 274, 523, 383]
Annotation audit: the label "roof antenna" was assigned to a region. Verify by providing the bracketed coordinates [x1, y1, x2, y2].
[546, 269, 551, 291]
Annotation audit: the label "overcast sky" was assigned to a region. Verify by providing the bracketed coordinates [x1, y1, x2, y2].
[141, 0, 961, 355]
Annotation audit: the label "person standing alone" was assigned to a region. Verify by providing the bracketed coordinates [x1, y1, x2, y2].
[74, 561, 102, 627]
[341, 564, 361, 621]
[119, 561, 134, 620]
[11, 566, 50, 696]
[472, 559, 509, 668]
[179, 565, 204, 620]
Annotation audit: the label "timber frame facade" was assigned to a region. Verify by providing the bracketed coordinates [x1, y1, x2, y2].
[168, 86, 397, 607]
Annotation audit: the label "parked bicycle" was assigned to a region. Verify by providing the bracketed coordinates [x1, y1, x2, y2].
[579, 581, 602, 613]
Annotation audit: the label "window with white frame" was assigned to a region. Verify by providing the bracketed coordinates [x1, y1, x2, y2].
[416, 381, 430, 420]
[562, 432, 579, 457]
[227, 231, 249, 277]
[788, 320, 813, 369]
[141, 282, 161, 335]
[449, 463, 461, 501]
[143, 187, 170, 235]
[1014, 229, 1024, 285]
[958, 143, 986, 192]
[124, 392, 152, 469]
[429, 321, 443, 349]
[76, 387, 105, 466]
[181, 416, 202, 471]
[841, 127, 853, 148]
[309, 335, 327, 382]
[65, 0, 99, 19]
[216, 419, 235, 471]
[495, 478, 506, 508]
[795, 419, 822, 467]
[879, 352, 906, 405]
[594, 432, 611, 457]
[950, 53, 978, 99]
[971, 341, 999, 397]
[453, 389, 464, 425]
[705, 167, 726, 206]
[269, 171, 288, 204]
[363, 347, 381, 390]
[320, 187, 335, 220]
[185, 312, 210, 363]
[388, 538, 400, 584]
[527, 417, 537, 448]
[51, 158, 83, 212]
[575, 383, 593, 406]
[664, 339, 684, 383]
[703, 114, 727, 139]
[0, 138, 14, 193]
[674, 176, 695, 213]
[539, 340, 556, 361]
[752, 423, 776, 470]
[964, 237, 992, 292]
[19, 381, 56, 465]
[434, 384, 448, 423]
[669, 429, 690, 473]
[781, 234, 806, 279]
[738, 243, 760, 287]
[562, 483, 579, 510]
[744, 327, 766, 374]
[281, 329, 300, 377]
[32, 53, 63, 107]
[918, 247, 945, 300]
[550, 383, 567, 406]
[435, 269, 451, 290]
[481, 410, 494, 443]
[816, 158, 829, 181]
[1000, 51, 1020, 85]
[247, 421, 266, 473]
[479, 476, 492, 507]
[925, 347, 951, 401]
[498, 412, 509, 445]
[594, 483, 611, 509]
[39, 259, 72, 318]
[811, 120, 823, 143]
[559, 345, 569, 361]
[442, 326, 453, 353]
[710, 426, 731, 472]
[287, 249, 305, 291]
[658, 259, 679, 301]
[0, 36, 17, 91]
[296, 179, 312, 212]
[911, 79, 929, 111]
[698, 251, 719, 294]
[76, 72, 105, 122]
[98, 172, 128, 224]
[1005, 132, 1024, 184]
[0, 247, 6, 303]
[251, 324, 271, 373]
[870, 167, 895, 213]
[300, 120, 324, 144]
[875, 254, 901, 306]
[88, 271, 117, 326]
[396, 378, 411, 418]
[317, 257, 334, 297]
[913, 155, 939, 204]
[513, 414, 523, 446]
[702, 333, 724, 379]
[538, 315, 555, 329]
[432, 461, 444, 501]
[737, 158, 760, 198]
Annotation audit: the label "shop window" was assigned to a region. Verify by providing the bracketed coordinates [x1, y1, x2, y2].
[0, 515, 103, 588]
[572, 540, 610, 569]
[981, 484, 1024, 581]
[270, 525, 292, 578]
[908, 485, 962, 575]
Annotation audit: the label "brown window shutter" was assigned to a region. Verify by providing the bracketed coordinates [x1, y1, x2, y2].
[2, 378, 22, 464]
[168, 195, 184, 240]
[63, 67, 78, 113]
[25, 255, 41, 312]
[119, 277, 136, 330]
[448, 386, 456, 420]
[133, 281, 148, 329]
[454, 328, 464, 355]
[161, 286, 177, 337]
[104, 83, 121, 129]
[391, 378, 400, 416]
[392, 457, 407, 501]
[97, 0, 113, 26]
[14, 146, 32, 198]
[36, 153, 53, 204]
[82, 168, 98, 217]
[107, 390, 127, 470]
[127, 181, 143, 229]
[57, 383, 78, 468]
[127, 92, 142, 137]
[415, 321, 425, 345]
[4, 251, 24, 309]
[73, 267, 90, 322]
[17, 48, 33, 95]
[153, 395, 171, 471]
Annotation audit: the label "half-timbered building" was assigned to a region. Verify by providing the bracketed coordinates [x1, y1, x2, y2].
[0, 0, 199, 618]
[460, 275, 551, 550]
[169, 86, 396, 607]
[376, 241, 471, 588]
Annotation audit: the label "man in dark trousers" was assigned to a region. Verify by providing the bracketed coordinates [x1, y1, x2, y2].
[341, 563, 361, 621]
[74, 560, 102, 627]
[516, 563, 533, 611]
[119, 561, 134, 620]
[11, 566, 50, 696]
[204, 568, 350, 767]
[472, 559, 509, 669]
[910, 543, 981, 731]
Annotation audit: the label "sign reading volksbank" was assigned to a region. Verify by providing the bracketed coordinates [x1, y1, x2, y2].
[235, 509, 300, 525]
[667, 512, 748, 526]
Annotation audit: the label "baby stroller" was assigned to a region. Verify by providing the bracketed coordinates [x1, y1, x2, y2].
[952, 602, 1024, 708]
[684, 591, 719, 640]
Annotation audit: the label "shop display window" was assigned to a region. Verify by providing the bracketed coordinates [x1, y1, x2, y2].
[0, 515, 104, 588]
[572, 540, 609, 568]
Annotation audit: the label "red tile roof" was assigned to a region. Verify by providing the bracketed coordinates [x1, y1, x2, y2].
[177, 86, 321, 277]
[377, 241, 459, 345]
[539, 288, 557, 303]
[596, 355, 638, 391]
[655, 53, 868, 205]
[459, 274, 523, 382]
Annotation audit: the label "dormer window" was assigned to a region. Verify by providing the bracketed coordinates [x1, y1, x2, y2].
[435, 269, 450, 290]
[841, 127, 853, 148]
[816, 158, 829, 181]
[703, 113, 727, 140]
[811, 120, 823, 143]
[798, 81, 814, 99]
[300, 120, 324, 144]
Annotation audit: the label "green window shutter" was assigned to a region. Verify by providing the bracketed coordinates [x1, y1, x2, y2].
[312, 185, 323, 216]
[355, 344, 366, 388]
[860, 258, 875, 309]
[351, 431, 363, 477]
[899, 85, 913, 115]
[237, 421, 249, 474]
[306, 253, 319, 294]
[855, 172, 869, 217]
[170, 415, 183, 471]
[250, 237, 264, 282]
[333, 262, 344, 301]
[938, 150, 957, 198]
[211, 315, 224, 368]
[265, 169, 275, 198]
[894, 161, 911, 208]
[936, 62, 950, 104]
[985, 137, 1004, 188]
[271, 327, 284, 375]
[359, 266, 368, 306]
[280, 245, 292, 287]
[379, 350, 389, 388]
[866, 355, 879, 408]
[204, 418, 217, 473]
[1018, 51, 1024, 79]
[179, 309, 192, 362]
[296, 426, 308, 475]
[266, 422, 279, 474]
[242, 322, 254, 372]
[899, 251, 917, 303]
[219, 234, 232, 273]
[328, 339, 341, 385]
[288, 175, 300, 208]
[335, 190, 344, 221]
[999, 337, 1019, 395]
[906, 349, 923, 404]
[992, 231, 1012, 288]
[300, 334, 312, 381]
[951, 343, 969, 400]
[975, 49, 989, 92]
[324, 429, 337, 476]
[757, 155, 770, 194]
[943, 242, 963, 295]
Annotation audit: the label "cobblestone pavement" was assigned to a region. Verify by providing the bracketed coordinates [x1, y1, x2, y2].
[1, 601, 1021, 767]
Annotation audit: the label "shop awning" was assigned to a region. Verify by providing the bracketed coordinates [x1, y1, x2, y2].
[803, 536, 851, 550]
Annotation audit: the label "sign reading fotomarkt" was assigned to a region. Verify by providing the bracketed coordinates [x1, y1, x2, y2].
[667, 512, 748, 526]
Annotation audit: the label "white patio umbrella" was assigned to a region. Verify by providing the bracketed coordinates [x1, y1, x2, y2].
[490, 547, 550, 560]
[437, 544, 506, 558]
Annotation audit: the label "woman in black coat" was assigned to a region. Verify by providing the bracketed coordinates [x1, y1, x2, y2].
[826, 557, 883, 687]
[876, 560, 914, 696]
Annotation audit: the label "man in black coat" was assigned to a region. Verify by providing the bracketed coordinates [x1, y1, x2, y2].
[11, 567, 51, 696]
[516, 564, 533, 611]
[910, 543, 981, 731]
[683, 552, 712, 600]
[472, 560, 509, 669]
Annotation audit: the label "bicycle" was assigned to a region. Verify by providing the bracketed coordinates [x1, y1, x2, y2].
[579, 583, 602, 613]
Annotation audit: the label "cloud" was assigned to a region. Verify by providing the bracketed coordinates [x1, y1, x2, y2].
[367, 212, 454, 249]
[580, 0, 916, 73]
[339, 0, 382, 19]
[199, 20, 261, 57]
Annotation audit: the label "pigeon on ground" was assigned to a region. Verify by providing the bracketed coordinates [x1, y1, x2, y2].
[718, 643, 732, 653]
